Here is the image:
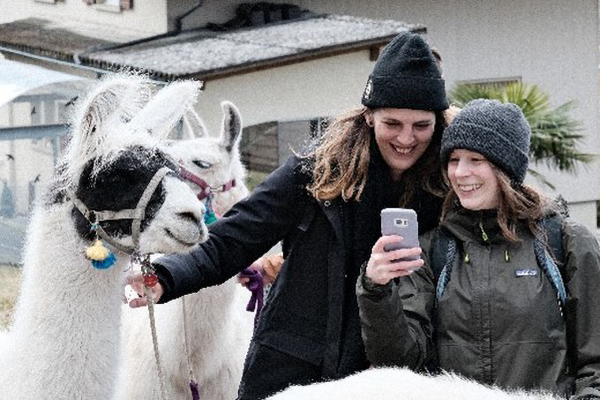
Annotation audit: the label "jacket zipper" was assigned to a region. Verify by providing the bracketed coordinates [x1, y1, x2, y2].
[478, 220, 489, 243]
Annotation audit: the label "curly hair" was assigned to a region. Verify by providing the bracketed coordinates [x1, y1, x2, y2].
[306, 106, 451, 205]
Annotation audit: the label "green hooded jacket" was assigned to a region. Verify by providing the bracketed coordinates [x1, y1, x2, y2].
[357, 209, 600, 399]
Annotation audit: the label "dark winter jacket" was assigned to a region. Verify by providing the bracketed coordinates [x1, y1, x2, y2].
[357, 208, 600, 399]
[153, 153, 443, 383]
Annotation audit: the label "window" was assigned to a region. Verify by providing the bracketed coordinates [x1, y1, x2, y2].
[83, 0, 133, 11]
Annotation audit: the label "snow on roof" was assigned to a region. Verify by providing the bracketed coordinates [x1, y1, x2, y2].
[84, 15, 421, 79]
[0, 18, 117, 62]
[0, 15, 422, 81]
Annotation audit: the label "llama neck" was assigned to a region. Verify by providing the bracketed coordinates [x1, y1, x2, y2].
[9, 201, 126, 397]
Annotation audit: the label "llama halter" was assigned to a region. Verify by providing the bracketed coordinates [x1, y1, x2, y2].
[69, 166, 172, 259]
[179, 165, 237, 202]
[179, 165, 237, 226]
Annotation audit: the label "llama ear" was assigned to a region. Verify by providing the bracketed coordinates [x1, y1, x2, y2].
[130, 80, 202, 141]
[182, 108, 209, 139]
[219, 101, 243, 153]
[66, 74, 151, 172]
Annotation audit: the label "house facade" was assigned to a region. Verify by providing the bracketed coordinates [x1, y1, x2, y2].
[1, 0, 598, 231]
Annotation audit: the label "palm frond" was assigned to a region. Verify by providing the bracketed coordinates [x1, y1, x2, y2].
[527, 168, 556, 190]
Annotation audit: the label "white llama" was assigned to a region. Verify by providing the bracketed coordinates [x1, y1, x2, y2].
[0, 74, 209, 399]
[118, 86, 255, 400]
[267, 367, 563, 400]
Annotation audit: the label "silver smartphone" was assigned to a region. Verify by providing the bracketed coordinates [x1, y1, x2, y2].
[381, 208, 420, 261]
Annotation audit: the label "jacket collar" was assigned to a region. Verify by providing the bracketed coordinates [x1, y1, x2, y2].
[441, 207, 508, 245]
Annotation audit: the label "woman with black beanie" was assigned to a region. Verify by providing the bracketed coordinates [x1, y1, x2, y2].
[130, 31, 452, 400]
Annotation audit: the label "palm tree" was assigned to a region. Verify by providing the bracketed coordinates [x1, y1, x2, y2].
[449, 82, 594, 188]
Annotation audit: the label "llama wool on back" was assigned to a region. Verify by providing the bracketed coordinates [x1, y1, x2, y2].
[266, 368, 563, 400]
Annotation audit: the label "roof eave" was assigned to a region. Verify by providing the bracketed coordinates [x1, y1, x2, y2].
[77, 26, 426, 82]
[183, 27, 427, 82]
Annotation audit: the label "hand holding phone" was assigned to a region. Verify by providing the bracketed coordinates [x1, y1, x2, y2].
[364, 208, 422, 286]
[381, 208, 420, 262]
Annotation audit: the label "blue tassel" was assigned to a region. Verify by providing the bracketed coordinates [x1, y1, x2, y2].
[204, 195, 218, 226]
[91, 251, 117, 269]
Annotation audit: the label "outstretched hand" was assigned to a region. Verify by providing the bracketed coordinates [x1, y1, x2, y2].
[365, 235, 423, 286]
[238, 253, 284, 287]
[126, 274, 165, 308]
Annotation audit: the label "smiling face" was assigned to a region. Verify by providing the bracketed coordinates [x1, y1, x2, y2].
[368, 108, 436, 181]
[447, 149, 500, 210]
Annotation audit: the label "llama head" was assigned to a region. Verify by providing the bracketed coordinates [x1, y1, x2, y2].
[58, 74, 207, 255]
[162, 101, 247, 212]
[128, 79, 247, 213]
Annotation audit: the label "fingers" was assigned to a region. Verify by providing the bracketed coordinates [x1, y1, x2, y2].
[238, 276, 250, 287]
[366, 236, 424, 286]
[128, 286, 163, 308]
[263, 253, 284, 284]
[126, 274, 164, 308]
[372, 235, 403, 253]
[129, 296, 149, 308]
[127, 274, 145, 294]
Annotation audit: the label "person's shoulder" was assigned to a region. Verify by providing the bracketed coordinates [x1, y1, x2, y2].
[561, 217, 598, 242]
[556, 216, 600, 264]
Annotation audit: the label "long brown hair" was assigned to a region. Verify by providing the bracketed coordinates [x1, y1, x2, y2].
[442, 166, 552, 243]
[307, 106, 450, 204]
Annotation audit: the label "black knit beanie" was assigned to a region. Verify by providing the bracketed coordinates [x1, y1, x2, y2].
[441, 99, 531, 184]
[361, 31, 448, 111]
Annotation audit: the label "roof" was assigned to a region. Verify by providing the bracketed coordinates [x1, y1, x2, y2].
[0, 18, 118, 62]
[0, 15, 423, 82]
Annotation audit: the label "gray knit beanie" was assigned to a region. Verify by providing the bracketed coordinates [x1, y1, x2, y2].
[361, 31, 448, 111]
[441, 99, 531, 183]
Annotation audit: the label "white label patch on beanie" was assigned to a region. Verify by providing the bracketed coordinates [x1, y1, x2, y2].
[363, 78, 373, 100]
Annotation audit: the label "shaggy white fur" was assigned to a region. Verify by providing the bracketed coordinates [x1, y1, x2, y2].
[0, 75, 207, 399]
[266, 367, 563, 400]
[117, 98, 254, 399]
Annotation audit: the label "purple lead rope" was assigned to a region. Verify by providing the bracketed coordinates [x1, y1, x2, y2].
[190, 380, 200, 400]
[240, 267, 264, 328]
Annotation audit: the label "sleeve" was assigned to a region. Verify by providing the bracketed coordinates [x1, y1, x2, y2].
[154, 155, 309, 303]
[356, 230, 437, 370]
[562, 219, 600, 399]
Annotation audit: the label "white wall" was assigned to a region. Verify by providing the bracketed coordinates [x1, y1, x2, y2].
[1, 1, 168, 38]
[196, 50, 376, 134]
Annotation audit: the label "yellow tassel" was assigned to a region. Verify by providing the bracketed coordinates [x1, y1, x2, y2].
[85, 239, 110, 261]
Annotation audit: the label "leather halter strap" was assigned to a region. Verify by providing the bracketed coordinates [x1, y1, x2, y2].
[69, 166, 172, 255]
[178, 165, 236, 201]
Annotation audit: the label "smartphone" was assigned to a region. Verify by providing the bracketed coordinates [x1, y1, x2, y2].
[381, 208, 420, 262]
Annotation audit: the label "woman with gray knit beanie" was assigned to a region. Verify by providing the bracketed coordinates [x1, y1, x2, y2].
[358, 99, 600, 399]
[128, 31, 454, 399]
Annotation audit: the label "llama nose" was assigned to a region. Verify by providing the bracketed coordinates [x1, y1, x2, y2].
[177, 211, 203, 228]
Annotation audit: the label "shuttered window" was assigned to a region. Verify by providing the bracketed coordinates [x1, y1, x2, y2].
[83, 0, 132, 10]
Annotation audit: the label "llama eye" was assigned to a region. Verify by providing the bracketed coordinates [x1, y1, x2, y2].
[193, 160, 212, 169]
